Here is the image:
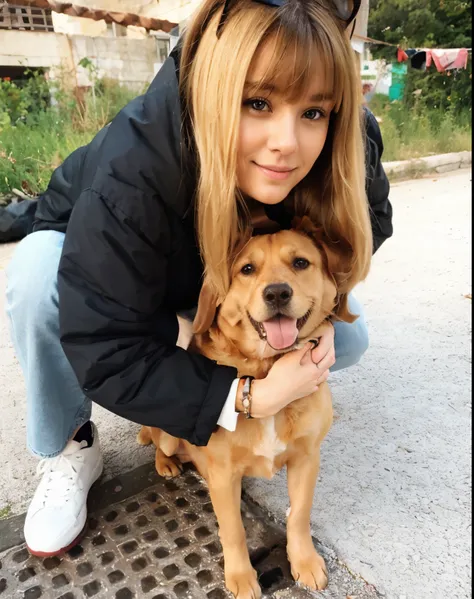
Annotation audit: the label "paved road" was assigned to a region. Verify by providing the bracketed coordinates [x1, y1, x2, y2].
[0, 169, 471, 598]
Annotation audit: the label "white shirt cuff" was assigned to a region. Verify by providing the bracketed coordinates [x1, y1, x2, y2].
[217, 378, 240, 432]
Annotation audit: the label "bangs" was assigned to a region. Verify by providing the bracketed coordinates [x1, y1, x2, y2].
[246, 13, 344, 111]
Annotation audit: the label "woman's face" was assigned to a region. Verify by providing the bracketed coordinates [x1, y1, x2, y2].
[237, 41, 335, 205]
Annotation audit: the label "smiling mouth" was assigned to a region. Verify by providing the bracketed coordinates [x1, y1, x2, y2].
[247, 308, 312, 350]
[253, 162, 296, 181]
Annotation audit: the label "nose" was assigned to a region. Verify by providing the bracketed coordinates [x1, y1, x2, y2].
[263, 283, 293, 309]
[267, 113, 298, 155]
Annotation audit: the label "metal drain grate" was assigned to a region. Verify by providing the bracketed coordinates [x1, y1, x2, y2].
[0, 464, 382, 599]
[0, 465, 309, 599]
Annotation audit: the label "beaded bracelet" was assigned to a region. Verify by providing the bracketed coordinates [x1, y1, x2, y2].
[241, 376, 254, 419]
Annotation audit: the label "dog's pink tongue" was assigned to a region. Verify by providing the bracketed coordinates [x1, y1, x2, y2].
[262, 316, 298, 349]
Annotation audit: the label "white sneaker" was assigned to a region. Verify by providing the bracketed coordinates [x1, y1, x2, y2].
[24, 422, 103, 557]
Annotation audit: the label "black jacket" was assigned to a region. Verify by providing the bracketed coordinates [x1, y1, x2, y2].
[33, 48, 393, 446]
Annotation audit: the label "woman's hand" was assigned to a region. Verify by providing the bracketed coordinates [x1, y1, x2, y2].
[307, 319, 336, 377]
[249, 324, 335, 419]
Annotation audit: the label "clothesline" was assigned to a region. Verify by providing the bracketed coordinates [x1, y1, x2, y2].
[354, 34, 472, 53]
[354, 34, 397, 47]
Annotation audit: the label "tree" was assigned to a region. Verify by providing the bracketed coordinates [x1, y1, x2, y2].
[368, 0, 472, 114]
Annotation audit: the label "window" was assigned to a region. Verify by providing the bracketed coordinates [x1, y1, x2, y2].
[0, 3, 54, 31]
[156, 38, 170, 63]
[106, 21, 127, 37]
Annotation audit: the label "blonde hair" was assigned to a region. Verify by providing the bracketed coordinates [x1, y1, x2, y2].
[180, 0, 372, 301]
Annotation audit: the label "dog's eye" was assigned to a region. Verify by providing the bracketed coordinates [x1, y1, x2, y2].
[240, 263, 255, 275]
[293, 257, 310, 270]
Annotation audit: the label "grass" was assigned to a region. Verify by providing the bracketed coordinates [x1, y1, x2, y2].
[0, 88, 472, 197]
[0, 78, 139, 197]
[1, 113, 95, 196]
[368, 94, 472, 162]
[0, 504, 12, 519]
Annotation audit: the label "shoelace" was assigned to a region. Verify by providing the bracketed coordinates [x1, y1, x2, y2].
[36, 446, 86, 506]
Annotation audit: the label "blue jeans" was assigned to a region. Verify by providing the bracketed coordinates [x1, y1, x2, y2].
[5, 230, 369, 458]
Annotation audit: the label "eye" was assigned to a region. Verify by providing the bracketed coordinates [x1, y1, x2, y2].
[303, 108, 325, 121]
[293, 257, 310, 270]
[241, 263, 255, 275]
[244, 98, 270, 112]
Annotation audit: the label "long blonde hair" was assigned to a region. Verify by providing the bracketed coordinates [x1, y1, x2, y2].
[180, 0, 372, 301]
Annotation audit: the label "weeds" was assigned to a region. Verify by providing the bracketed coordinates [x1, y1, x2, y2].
[0, 70, 141, 196]
[369, 94, 472, 161]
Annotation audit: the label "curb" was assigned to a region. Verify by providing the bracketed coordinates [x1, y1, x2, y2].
[383, 150, 471, 180]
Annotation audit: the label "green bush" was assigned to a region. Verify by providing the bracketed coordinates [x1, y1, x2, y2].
[0, 70, 50, 126]
[0, 79, 28, 125]
[0, 69, 140, 196]
[369, 94, 472, 161]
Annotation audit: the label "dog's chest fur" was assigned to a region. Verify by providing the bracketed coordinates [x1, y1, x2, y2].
[193, 330, 331, 479]
[254, 417, 287, 460]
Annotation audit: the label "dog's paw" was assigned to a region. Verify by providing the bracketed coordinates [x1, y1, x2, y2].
[136, 427, 152, 446]
[290, 550, 328, 591]
[155, 455, 183, 478]
[225, 569, 261, 599]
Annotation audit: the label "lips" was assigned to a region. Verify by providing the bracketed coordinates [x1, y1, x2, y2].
[254, 162, 296, 181]
[257, 164, 295, 173]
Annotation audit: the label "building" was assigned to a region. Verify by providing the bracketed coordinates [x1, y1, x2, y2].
[0, 1, 179, 90]
[1, 0, 370, 92]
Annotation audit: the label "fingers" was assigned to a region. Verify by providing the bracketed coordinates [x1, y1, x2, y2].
[313, 346, 336, 373]
[312, 369, 329, 393]
[310, 324, 335, 366]
[316, 368, 329, 386]
[300, 342, 316, 366]
[311, 331, 334, 362]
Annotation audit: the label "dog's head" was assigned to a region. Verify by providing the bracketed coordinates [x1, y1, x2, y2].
[193, 217, 357, 359]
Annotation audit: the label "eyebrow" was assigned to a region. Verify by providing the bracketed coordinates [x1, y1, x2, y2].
[244, 81, 334, 102]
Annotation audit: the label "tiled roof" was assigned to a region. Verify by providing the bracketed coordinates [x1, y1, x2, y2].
[20, 0, 178, 32]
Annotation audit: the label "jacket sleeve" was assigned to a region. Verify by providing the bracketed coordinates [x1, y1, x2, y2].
[364, 107, 393, 253]
[33, 145, 87, 233]
[58, 185, 237, 447]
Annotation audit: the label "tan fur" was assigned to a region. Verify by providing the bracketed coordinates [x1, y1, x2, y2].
[139, 226, 355, 598]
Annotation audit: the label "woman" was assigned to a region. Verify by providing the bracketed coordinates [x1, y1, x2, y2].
[5, 0, 392, 557]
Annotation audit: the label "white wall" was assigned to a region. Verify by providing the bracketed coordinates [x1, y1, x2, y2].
[0, 30, 162, 90]
[361, 59, 392, 96]
[70, 34, 159, 88]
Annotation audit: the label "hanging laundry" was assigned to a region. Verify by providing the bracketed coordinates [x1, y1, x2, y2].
[397, 47, 409, 62]
[410, 50, 427, 70]
[426, 48, 469, 72]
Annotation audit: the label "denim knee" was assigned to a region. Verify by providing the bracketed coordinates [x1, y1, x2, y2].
[332, 294, 369, 372]
[345, 316, 369, 364]
[6, 231, 64, 325]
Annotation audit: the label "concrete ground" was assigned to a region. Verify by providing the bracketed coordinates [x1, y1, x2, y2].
[0, 169, 471, 598]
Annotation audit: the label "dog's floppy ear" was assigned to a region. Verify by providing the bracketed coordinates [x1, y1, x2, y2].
[294, 217, 357, 323]
[334, 293, 358, 324]
[293, 216, 352, 280]
[193, 279, 220, 334]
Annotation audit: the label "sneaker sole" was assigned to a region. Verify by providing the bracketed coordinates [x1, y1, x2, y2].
[26, 521, 88, 558]
[26, 459, 104, 558]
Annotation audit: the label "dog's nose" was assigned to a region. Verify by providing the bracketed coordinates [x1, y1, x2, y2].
[263, 283, 293, 308]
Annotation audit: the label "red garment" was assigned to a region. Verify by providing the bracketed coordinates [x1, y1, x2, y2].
[426, 48, 469, 72]
[397, 47, 409, 62]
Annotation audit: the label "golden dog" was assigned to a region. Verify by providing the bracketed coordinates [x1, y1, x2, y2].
[138, 218, 356, 599]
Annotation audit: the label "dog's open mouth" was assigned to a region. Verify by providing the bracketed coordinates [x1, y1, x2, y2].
[248, 308, 312, 350]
